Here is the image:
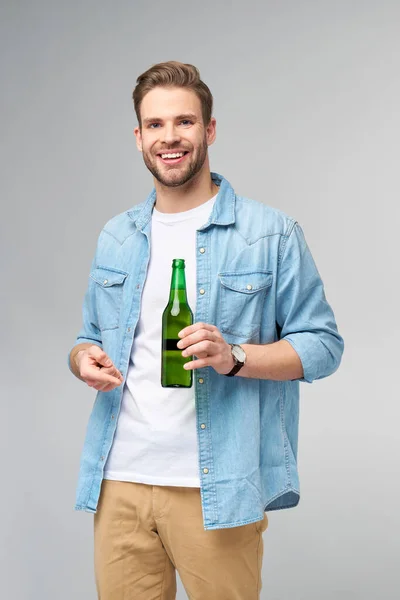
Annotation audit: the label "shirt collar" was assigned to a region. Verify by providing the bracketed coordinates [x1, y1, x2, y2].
[127, 172, 236, 232]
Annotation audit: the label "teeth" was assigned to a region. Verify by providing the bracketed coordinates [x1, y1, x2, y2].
[161, 152, 184, 159]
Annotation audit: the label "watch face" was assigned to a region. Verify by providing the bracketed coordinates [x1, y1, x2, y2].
[232, 344, 246, 363]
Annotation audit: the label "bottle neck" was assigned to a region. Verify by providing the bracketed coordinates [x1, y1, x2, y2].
[169, 267, 188, 303]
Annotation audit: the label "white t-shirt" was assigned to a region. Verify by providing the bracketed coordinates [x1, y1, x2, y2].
[104, 194, 217, 486]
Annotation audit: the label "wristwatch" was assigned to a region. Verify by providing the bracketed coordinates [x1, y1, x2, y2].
[225, 344, 247, 377]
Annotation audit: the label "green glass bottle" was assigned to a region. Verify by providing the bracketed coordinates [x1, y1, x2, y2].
[161, 258, 193, 388]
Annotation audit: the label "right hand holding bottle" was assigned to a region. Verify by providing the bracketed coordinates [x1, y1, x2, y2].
[77, 345, 124, 392]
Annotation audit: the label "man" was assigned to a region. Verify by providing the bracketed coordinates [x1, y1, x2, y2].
[68, 61, 344, 599]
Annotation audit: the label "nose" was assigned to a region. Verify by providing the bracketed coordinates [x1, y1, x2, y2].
[161, 122, 181, 145]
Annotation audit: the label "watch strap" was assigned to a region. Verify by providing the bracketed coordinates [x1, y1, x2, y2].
[225, 344, 245, 377]
[225, 361, 244, 377]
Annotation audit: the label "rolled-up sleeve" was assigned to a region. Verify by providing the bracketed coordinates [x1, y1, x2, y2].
[67, 238, 103, 372]
[276, 221, 344, 383]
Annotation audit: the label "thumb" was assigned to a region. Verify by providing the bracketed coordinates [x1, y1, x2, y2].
[91, 348, 113, 367]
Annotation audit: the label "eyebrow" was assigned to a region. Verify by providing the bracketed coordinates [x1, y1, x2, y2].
[143, 113, 198, 125]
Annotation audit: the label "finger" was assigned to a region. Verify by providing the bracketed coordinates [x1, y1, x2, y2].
[88, 347, 114, 369]
[178, 322, 218, 339]
[91, 381, 118, 392]
[83, 371, 122, 387]
[84, 362, 124, 387]
[178, 329, 217, 350]
[92, 380, 121, 391]
[181, 340, 215, 357]
[97, 381, 116, 392]
[96, 375, 118, 391]
[104, 366, 123, 380]
[90, 362, 123, 382]
[103, 385, 117, 392]
[183, 357, 210, 371]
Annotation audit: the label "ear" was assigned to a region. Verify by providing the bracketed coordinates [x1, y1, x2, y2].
[206, 117, 217, 147]
[134, 126, 143, 152]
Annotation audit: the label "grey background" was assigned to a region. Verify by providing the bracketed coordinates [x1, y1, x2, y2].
[1, 0, 399, 598]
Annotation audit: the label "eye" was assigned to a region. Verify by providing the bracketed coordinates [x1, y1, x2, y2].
[180, 120, 192, 126]
[149, 123, 161, 129]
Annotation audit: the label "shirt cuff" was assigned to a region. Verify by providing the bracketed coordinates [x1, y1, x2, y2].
[283, 333, 327, 384]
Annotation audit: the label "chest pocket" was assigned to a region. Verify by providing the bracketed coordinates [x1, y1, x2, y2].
[218, 270, 273, 339]
[90, 266, 129, 331]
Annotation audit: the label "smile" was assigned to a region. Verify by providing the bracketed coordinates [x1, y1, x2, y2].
[158, 152, 190, 165]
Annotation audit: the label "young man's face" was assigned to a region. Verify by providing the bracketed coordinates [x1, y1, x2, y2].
[134, 86, 216, 188]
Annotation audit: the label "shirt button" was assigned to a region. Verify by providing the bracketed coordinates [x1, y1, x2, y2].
[199, 247, 205, 253]
[246, 284, 253, 290]
[198, 378, 204, 384]
[103, 279, 108, 285]
[199, 288, 205, 295]
[127, 327, 131, 332]
[203, 468, 209, 474]
[200, 423, 206, 429]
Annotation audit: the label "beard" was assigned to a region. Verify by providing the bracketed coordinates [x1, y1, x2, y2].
[142, 135, 208, 188]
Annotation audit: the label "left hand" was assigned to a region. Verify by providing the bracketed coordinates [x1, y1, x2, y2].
[177, 322, 234, 374]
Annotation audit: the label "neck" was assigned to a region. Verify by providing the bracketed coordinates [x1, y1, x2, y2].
[153, 162, 219, 214]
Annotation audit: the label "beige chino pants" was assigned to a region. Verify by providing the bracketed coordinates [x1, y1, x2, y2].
[94, 479, 269, 600]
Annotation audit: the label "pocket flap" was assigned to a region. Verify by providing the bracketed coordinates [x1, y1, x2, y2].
[90, 266, 128, 287]
[219, 270, 273, 294]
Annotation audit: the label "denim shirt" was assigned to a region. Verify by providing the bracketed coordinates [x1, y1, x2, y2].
[68, 172, 344, 530]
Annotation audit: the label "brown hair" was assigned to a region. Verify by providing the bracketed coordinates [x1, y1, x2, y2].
[132, 61, 213, 129]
